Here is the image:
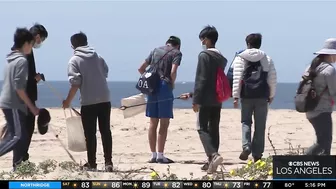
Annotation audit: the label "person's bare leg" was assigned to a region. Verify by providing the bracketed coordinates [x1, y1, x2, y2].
[157, 118, 173, 163]
[148, 118, 159, 161]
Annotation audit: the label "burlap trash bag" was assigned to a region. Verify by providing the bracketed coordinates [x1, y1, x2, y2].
[64, 109, 86, 152]
[121, 93, 146, 119]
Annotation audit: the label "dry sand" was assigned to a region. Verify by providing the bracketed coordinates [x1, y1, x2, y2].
[0, 108, 335, 180]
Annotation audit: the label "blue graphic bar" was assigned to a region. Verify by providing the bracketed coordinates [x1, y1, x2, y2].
[9, 182, 61, 189]
[273, 178, 336, 181]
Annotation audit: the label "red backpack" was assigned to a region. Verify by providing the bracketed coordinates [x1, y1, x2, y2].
[216, 67, 232, 102]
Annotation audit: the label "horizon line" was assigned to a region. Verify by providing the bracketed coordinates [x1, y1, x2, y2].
[0, 80, 299, 84]
[0, 80, 300, 84]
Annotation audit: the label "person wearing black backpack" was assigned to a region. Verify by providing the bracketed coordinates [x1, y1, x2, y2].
[232, 33, 277, 162]
[137, 36, 182, 164]
[299, 38, 336, 155]
[193, 26, 228, 173]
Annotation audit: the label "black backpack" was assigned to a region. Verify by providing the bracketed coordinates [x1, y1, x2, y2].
[295, 68, 328, 113]
[136, 48, 173, 95]
[240, 61, 269, 99]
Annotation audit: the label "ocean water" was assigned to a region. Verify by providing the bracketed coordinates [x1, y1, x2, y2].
[0, 81, 298, 109]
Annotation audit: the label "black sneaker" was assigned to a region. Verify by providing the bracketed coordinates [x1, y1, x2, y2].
[105, 162, 113, 172]
[81, 163, 97, 171]
[157, 157, 174, 164]
[201, 162, 209, 171]
[147, 158, 157, 163]
[239, 147, 251, 161]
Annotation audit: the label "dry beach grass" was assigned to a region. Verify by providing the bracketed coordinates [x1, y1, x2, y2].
[0, 108, 335, 180]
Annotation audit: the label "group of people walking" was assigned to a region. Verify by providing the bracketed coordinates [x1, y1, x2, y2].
[0, 23, 335, 174]
[139, 26, 336, 174]
[139, 27, 278, 174]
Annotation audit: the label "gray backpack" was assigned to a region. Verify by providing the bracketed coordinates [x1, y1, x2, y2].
[295, 68, 327, 113]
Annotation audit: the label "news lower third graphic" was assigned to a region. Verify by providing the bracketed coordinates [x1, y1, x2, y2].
[273, 155, 336, 180]
[9, 182, 61, 189]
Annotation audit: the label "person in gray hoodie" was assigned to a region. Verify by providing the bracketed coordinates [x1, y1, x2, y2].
[232, 33, 277, 162]
[304, 38, 336, 155]
[193, 26, 227, 173]
[0, 28, 40, 170]
[62, 32, 112, 172]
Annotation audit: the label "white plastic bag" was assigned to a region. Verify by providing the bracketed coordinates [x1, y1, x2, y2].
[121, 93, 146, 119]
[65, 110, 87, 152]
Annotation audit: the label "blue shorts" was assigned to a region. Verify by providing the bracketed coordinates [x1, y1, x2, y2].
[146, 80, 174, 119]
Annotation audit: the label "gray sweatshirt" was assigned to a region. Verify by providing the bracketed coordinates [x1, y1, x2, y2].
[0, 51, 28, 113]
[306, 62, 336, 119]
[68, 46, 110, 106]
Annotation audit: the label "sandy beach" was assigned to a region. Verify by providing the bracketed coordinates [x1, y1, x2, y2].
[0, 108, 335, 180]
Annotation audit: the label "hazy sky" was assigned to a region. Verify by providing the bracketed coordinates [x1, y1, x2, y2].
[0, 0, 335, 83]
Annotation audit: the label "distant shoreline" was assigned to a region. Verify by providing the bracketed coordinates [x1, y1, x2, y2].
[0, 80, 299, 84]
[46, 107, 296, 110]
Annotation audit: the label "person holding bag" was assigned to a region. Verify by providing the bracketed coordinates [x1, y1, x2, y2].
[62, 32, 113, 172]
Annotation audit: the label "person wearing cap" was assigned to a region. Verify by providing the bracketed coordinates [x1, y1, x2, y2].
[304, 38, 336, 155]
[0, 28, 40, 170]
[24, 23, 48, 162]
[138, 36, 182, 164]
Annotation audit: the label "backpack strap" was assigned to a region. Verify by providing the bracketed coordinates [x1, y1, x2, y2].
[311, 63, 331, 96]
[149, 47, 175, 78]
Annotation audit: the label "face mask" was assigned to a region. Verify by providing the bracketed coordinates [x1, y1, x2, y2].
[201, 42, 207, 50]
[201, 39, 208, 50]
[34, 43, 42, 49]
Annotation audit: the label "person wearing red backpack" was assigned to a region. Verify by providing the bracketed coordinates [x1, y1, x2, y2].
[232, 33, 277, 162]
[192, 25, 228, 173]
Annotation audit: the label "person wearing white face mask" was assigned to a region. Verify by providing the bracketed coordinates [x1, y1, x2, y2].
[193, 25, 227, 173]
[302, 38, 336, 155]
[23, 23, 48, 162]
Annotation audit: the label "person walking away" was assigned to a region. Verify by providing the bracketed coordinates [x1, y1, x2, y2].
[0, 28, 40, 170]
[137, 36, 182, 164]
[232, 33, 277, 162]
[301, 38, 336, 155]
[62, 32, 113, 172]
[193, 26, 227, 173]
[24, 23, 48, 161]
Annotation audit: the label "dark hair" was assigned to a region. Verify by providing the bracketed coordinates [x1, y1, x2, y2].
[12, 28, 34, 50]
[166, 36, 181, 47]
[246, 33, 262, 49]
[199, 25, 218, 45]
[308, 55, 326, 77]
[30, 23, 48, 39]
[70, 32, 88, 48]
